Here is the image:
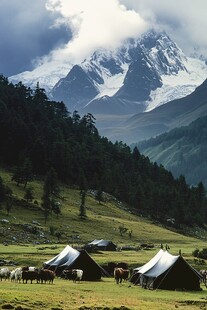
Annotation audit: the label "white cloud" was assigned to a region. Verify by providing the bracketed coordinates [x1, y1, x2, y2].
[43, 0, 148, 64]
[121, 0, 207, 56]
[6, 0, 207, 77]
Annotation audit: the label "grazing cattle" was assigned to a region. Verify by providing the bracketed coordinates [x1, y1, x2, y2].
[61, 269, 74, 280]
[10, 270, 16, 282]
[61, 269, 83, 282]
[14, 267, 23, 283]
[38, 269, 55, 284]
[114, 267, 129, 284]
[22, 270, 39, 284]
[0, 267, 10, 281]
[72, 269, 83, 283]
[10, 267, 23, 283]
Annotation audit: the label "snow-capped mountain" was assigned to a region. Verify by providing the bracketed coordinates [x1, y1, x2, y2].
[51, 29, 192, 114]
[9, 29, 207, 116]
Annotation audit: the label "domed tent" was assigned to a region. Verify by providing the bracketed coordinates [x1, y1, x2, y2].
[131, 250, 201, 290]
[43, 245, 105, 280]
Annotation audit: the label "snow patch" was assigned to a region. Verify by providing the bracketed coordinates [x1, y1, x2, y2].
[146, 57, 207, 111]
[9, 61, 73, 92]
[95, 63, 129, 98]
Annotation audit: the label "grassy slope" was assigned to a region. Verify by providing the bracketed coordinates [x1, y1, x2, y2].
[0, 169, 205, 245]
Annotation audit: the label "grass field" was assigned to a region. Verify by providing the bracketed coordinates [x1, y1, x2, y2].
[1, 273, 207, 310]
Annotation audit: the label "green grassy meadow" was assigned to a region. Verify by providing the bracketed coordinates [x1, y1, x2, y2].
[1, 169, 207, 309]
[0, 268, 207, 310]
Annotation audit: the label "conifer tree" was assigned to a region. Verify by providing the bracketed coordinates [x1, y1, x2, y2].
[41, 168, 60, 224]
[79, 190, 87, 218]
[24, 186, 34, 202]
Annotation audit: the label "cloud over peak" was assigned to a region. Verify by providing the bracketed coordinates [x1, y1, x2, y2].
[45, 0, 148, 64]
[1, 0, 207, 77]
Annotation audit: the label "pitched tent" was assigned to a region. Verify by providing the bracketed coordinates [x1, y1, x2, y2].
[43, 245, 105, 280]
[86, 239, 117, 251]
[131, 250, 201, 290]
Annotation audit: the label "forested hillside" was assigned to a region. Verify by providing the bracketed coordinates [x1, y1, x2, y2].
[137, 115, 207, 187]
[0, 75, 207, 227]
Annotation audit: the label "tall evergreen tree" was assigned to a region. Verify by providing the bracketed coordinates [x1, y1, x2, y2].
[41, 168, 60, 224]
[79, 190, 87, 218]
[11, 158, 33, 188]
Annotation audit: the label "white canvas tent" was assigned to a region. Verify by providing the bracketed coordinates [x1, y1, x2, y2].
[43, 245, 106, 280]
[131, 250, 201, 290]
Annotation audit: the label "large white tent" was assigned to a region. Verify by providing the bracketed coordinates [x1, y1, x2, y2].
[43, 245, 106, 280]
[131, 250, 201, 290]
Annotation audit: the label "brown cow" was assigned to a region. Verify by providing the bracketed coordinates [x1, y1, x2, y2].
[114, 267, 129, 284]
[38, 269, 55, 284]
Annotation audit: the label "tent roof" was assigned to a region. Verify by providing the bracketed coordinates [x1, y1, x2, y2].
[44, 245, 80, 267]
[134, 249, 165, 273]
[88, 239, 116, 246]
[143, 250, 178, 278]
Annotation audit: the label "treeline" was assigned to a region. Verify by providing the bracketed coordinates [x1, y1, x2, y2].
[0, 75, 207, 226]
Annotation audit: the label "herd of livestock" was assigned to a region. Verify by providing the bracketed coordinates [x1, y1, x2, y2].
[0, 266, 85, 284]
[0, 265, 129, 284]
[1, 265, 207, 288]
[0, 266, 56, 284]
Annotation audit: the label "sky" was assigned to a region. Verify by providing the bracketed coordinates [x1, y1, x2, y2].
[0, 0, 207, 77]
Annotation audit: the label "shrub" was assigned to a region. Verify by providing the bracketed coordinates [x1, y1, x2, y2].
[193, 248, 207, 259]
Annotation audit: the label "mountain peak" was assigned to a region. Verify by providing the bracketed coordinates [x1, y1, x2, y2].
[9, 29, 207, 118]
[51, 29, 193, 113]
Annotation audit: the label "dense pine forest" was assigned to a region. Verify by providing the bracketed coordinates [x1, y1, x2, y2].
[0, 75, 206, 227]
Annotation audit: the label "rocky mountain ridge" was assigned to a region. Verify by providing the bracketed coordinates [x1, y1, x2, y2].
[51, 29, 190, 114]
[10, 29, 206, 117]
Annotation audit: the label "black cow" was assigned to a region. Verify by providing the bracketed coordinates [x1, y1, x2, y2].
[22, 271, 39, 284]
